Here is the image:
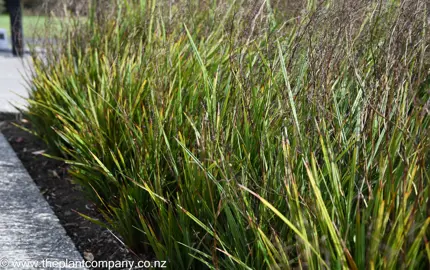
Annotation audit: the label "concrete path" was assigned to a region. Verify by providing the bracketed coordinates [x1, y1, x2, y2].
[0, 51, 31, 113]
[0, 134, 85, 269]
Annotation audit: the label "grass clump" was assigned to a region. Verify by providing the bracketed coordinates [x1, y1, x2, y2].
[26, 0, 430, 269]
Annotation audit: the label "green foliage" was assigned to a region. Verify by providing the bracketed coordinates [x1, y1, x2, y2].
[26, 0, 430, 269]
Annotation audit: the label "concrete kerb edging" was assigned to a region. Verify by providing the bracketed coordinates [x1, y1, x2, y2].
[0, 132, 86, 270]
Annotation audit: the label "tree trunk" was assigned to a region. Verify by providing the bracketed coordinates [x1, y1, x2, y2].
[6, 0, 24, 57]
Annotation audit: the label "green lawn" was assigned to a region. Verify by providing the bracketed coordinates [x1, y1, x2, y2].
[0, 15, 61, 40]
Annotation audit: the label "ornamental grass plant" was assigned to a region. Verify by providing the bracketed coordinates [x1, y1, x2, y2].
[26, 0, 430, 269]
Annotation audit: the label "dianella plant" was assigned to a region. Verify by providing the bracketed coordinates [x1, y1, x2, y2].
[26, 0, 430, 269]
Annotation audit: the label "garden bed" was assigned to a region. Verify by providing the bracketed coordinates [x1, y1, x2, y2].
[2, 1, 429, 268]
[0, 114, 146, 269]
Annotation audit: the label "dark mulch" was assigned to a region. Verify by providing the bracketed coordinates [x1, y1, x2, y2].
[0, 113, 147, 269]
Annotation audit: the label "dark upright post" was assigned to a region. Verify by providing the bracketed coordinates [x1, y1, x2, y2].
[6, 0, 24, 57]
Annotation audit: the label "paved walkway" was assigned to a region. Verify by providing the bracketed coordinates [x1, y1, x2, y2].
[0, 52, 85, 269]
[0, 51, 30, 113]
[0, 134, 85, 269]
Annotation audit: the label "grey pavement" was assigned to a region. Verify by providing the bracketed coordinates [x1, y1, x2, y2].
[0, 51, 31, 113]
[0, 134, 85, 269]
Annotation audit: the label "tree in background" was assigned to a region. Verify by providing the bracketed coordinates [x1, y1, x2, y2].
[20, 0, 88, 16]
[21, 0, 43, 9]
[0, 0, 5, 14]
[6, 0, 23, 56]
